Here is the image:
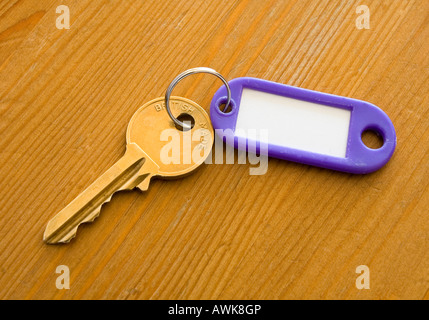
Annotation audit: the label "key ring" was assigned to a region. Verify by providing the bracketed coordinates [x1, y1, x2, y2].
[165, 67, 231, 130]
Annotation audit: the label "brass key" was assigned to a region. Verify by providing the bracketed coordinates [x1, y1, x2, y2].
[44, 96, 214, 244]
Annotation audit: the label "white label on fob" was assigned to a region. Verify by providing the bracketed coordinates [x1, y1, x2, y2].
[235, 88, 351, 158]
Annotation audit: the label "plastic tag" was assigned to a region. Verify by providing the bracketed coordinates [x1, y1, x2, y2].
[210, 77, 396, 174]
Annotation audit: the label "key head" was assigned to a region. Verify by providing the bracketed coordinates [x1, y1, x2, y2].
[126, 96, 214, 178]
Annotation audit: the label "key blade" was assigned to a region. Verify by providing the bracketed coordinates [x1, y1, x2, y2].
[44, 143, 159, 244]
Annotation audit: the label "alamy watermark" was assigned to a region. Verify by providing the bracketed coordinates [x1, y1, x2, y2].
[356, 265, 370, 289]
[159, 125, 269, 176]
[356, 5, 370, 29]
[56, 5, 70, 29]
[54, 264, 371, 291]
[56, 4, 370, 31]
[55, 265, 70, 289]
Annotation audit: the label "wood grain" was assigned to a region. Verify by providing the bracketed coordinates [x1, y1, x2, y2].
[0, 0, 428, 300]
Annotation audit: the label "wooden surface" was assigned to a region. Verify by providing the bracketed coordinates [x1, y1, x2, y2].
[0, 0, 428, 300]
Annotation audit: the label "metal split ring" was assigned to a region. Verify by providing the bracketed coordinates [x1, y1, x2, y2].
[165, 67, 231, 130]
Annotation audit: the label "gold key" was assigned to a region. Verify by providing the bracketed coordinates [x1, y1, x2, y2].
[44, 96, 214, 244]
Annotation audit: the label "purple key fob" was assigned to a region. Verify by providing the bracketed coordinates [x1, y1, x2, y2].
[210, 77, 396, 174]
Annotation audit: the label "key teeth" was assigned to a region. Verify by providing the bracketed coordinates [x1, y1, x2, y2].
[82, 205, 103, 223]
[44, 196, 115, 244]
[136, 176, 152, 191]
[43, 145, 159, 245]
[60, 228, 78, 244]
